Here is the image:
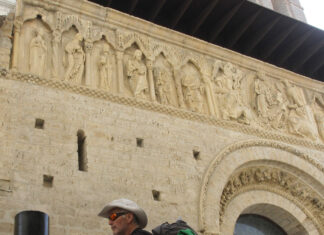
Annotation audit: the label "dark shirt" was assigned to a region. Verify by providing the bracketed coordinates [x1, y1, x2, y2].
[132, 228, 152, 235]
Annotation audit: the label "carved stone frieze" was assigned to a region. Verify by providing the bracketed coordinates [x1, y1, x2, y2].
[6, 0, 324, 145]
[219, 166, 324, 232]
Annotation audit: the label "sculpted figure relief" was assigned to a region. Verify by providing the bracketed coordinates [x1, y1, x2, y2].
[180, 72, 204, 113]
[254, 72, 272, 118]
[315, 113, 324, 141]
[284, 81, 318, 140]
[64, 33, 85, 84]
[268, 91, 288, 130]
[29, 29, 47, 76]
[213, 61, 251, 124]
[252, 73, 289, 129]
[98, 44, 111, 90]
[126, 49, 148, 99]
[153, 66, 173, 106]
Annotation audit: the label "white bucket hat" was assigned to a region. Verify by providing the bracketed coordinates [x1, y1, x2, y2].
[98, 198, 148, 228]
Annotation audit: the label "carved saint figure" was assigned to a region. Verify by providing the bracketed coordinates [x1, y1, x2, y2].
[126, 49, 148, 99]
[268, 91, 288, 129]
[98, 44, 111, 90]
[285, 80, 318, 140]
[213, 62, 251, 124]
[180, 72, 204, 113]
[29, 29, 47, 76]
[64, 33, 85, 84]
[254, 72, 271, 118]
[315, 113, 324, 141]
[153, 67, 173, 105]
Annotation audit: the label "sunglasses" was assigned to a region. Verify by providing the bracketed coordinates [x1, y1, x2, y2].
[108, 212, 128, 221]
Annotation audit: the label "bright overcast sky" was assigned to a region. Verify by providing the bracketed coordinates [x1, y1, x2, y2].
[299, 0, 324, 30]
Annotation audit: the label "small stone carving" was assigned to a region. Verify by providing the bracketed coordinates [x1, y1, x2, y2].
[64, 33, 85, 84]
[254, 72, 271, 118]
[315, 113, 324, 141]
[98, 44, 111, 90]
[153, 66, 173, 105]
[213, 62, 252, 124]
[126, 49, 148, 99]
[180, 72, 204, 113]
[284, 81, 318, 140]
[268, 91, 289, 130]
[29, 29, 47, 76]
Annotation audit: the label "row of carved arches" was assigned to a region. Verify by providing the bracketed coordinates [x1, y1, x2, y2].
[199, 140, 324, 235]
[15, 13, 211, 114]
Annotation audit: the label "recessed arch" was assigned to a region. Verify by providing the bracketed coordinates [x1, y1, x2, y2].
[122, 33, 151, 59]
[22, 10, 53, 32]
[221, 191, 319, 235]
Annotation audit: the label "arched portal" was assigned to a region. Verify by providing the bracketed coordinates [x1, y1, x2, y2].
[222, 191, 317, 235]
[198, 140, 324, 235]
[234, 214, 287, 235]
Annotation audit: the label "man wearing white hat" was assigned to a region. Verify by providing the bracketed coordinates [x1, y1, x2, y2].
[98, 198, 151, 235]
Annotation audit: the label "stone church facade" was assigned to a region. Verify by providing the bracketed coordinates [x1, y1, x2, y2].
[0, 0, 323, 234]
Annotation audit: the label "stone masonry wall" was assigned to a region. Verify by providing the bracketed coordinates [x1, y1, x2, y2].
[0, 0, 323, 234]
[0, 76, 254, 234]
[0, 71, 323, 235]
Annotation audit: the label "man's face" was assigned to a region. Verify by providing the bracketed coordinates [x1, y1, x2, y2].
[108, 208, 130, 235]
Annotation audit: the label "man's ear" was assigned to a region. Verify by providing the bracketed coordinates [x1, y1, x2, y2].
[126, 213, 134, 224]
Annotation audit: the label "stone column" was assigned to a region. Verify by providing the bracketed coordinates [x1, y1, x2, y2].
[174, 69, 185, 109]
[51, 30, 61, 79]
[202, 74, 216, 116]
[116, 50, 124, 93]
[11, 19, 23, 70]
[146, 59, 156, 102]
[84, 40, 93, 87]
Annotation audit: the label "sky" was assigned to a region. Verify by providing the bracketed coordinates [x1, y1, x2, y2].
[299, 0, 324, 30]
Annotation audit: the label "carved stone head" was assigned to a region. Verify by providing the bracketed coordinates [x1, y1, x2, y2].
[134, 49, 142, 61]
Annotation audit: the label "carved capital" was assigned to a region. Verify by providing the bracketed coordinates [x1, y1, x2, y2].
[116, 30, 124, 50]
[52, 30, 61, 43]
[146, 60, 153, 70]
[13, 19, 23, 33]
[116, 50, 124, 60]
[84, 41, 93, 52]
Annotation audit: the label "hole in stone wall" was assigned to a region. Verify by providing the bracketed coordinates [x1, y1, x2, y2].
[77, 130, 88, 172]
[152, 190, 160, 201]
[43, 175, 53, 187]
[136, 138, 144, 148]
[193, 150, 200, 160]
[35, 118, 45, 129]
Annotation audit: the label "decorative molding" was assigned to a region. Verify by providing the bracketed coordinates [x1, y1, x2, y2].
[219, 166, 324, 233]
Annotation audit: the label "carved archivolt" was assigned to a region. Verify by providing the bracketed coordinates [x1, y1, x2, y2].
[220, 166, 324, 232]
[198, 139, 324, 233]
